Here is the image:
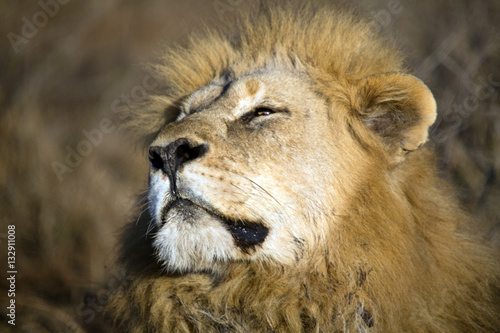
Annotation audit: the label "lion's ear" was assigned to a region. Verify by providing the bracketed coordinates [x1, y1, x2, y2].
[351, 73, 437, 164]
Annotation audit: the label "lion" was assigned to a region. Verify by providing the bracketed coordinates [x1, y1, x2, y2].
[108, 2, 500, 332]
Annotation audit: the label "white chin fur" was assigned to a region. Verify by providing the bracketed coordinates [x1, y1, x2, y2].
[153, 211, 237, 273]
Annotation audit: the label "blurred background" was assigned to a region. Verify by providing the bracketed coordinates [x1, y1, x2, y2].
[0, 0, 499, 331]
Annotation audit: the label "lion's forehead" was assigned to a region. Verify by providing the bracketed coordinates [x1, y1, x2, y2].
[182, 68, 315, 119]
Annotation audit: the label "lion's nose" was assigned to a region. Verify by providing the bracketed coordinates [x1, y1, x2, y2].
[148, 138, 208, 195]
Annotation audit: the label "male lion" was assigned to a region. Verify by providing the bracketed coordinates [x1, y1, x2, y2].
[109, 2, 499, 332]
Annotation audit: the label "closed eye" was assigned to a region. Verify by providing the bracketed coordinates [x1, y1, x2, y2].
[241, 107, 278, 123]
[254, 107, 275, 117]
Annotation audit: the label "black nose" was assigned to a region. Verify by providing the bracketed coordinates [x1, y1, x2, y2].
[148, 138, 208, 195]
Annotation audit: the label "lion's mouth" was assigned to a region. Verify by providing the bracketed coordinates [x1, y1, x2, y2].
[161, 198, 269, 250]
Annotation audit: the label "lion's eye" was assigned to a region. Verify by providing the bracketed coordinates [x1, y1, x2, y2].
[254, 108, 275, 117]
[241, 107, 276, 123]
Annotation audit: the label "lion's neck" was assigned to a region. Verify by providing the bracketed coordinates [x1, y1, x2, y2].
[110, 258, 375, 331]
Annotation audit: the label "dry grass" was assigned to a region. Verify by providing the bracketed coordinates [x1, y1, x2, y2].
[0, 0, 498, 331]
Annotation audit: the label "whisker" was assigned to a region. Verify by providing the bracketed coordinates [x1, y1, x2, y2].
[231, 207, 245, 223]
[132, 194, 149, 209]
[145, 217, 156, 237]
[206, 166, 290, 222]
[244, 176, 284, 210]
[136, 200, 150, 210]
[135, 207, 148, 226]
[230, 182, 251, 196]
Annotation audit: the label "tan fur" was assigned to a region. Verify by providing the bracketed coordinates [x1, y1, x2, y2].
[109, 2, 499, 332]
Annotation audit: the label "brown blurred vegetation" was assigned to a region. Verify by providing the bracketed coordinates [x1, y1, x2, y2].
[0, 0, 498, 332]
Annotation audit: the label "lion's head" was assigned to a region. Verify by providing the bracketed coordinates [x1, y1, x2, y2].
[147, 59, 435, 274]
[111, 3, 498, 332]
